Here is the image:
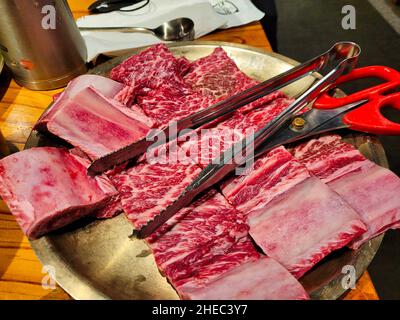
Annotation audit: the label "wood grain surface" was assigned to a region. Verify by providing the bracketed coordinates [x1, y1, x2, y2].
[0, 0, 378, 300]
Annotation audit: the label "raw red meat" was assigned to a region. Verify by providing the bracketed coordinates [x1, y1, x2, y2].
[133, 46, 287, 129]
[181, 97, 293, 167]
[46, 87, 151, 161]
[110, 146, 202, 230]
[221, 146, 310, 213]
[144, 188, 307, 300]
[137, 84, 214, 128]
[35, 75, 125, 132]
[183, 47, 287, 113]
[291, 134, 369, 182]
[218, 142, 366, 278]
[248, 176, 366, 278]
[0, 147, 116, 238]
[110, 44, 190, 91]
[173, 237, 260, 297]
[94, 193, 123, 219]
[68, 148, 124, 219]
[12, 44, 379, 299]
[179, 255, 310, 300]
[96, 93, 156, 129]
[292, 135, 400, 249]
[146, 190, 248, 283]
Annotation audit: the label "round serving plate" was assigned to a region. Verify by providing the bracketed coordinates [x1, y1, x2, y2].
[26, 41, 384, 300]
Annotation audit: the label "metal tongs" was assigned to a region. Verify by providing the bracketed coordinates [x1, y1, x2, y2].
[88, 42, 360, 175]
[131, 41, 362, 238]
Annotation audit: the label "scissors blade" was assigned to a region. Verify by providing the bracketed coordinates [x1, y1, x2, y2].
[255, 99, 369, 157]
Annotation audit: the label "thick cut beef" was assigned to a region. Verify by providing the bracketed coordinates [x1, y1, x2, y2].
[221, 146, 310, 213]
[68, 148, 124, 219]
[146, 191, 248, 283]
[47, 87, 151, 161]
[0, 147, 116, 238]
[110, 146, 202, 230]
[179, 256, 310, 300]
[248, 176, 366, 278]
[292, 135, 400, 249]
[291, 135, 369, 182]
[183, 47, 286, 113]
[110, 44, 190, 91]
[173, 237, 259, 296]
[219, 144, 366, 278]
[94, 193, 123, 219]
[35, 75, 125, 132]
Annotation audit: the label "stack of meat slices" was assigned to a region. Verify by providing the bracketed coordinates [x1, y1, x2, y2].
[0, 44, 399, 300]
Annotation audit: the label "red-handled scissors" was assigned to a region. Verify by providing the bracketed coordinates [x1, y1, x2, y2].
[314, 65, 400, 135]
[255, 65, 400, 156]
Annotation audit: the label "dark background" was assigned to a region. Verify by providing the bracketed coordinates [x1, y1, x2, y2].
[254, 0, 400, 299]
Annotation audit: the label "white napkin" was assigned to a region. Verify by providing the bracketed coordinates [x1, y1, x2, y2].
[77, 0, 265, 62]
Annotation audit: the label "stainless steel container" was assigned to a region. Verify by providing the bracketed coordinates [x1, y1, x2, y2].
[0, 0, 87, 90]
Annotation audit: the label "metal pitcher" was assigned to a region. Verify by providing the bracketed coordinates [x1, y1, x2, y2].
[0, 0, 87, 90]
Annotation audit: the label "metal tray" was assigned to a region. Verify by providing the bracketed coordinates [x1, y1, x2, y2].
[26, 42, 384, 300]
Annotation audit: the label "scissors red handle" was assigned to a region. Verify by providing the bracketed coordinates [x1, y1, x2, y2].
[314, 66, 400, 135]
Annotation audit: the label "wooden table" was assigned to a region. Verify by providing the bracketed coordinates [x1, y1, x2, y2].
[0, 0, 378, 300]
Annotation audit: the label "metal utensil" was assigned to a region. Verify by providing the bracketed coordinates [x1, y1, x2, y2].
[79, 17, 195, 41]
[138, 62, 400, 240]
[257, 65, 400, 156]
[88, 42, 360, 176]
[134, 42, 362, 238]
[0, 0, 87, 90]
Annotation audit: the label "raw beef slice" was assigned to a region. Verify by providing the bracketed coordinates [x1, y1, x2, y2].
[179, 256, 310, 300]
[34, 75, 125, 132]
[221, 146, 310, 213]
[183, 47, 287, 112]
[47, 87, 151, 161]
[146, 190, 248, 283]
[110, 44, 190, 91]
[219, 145, 366, 278]
[68, 148, 124, 219]
[180, 97, 293, 168]
[146, 190, 308, 299]
[0, 147, 116, 238]
[248, 176, 366, 278]
[292, 134, 400, 249]
[173, 237, 260, 297]
[111, 146, 202, 230]
[137, 84, 214, 128]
